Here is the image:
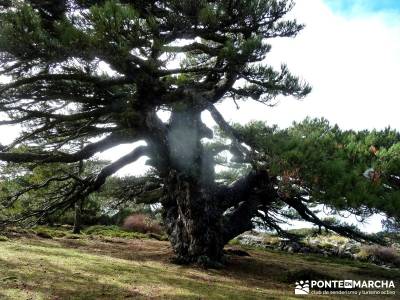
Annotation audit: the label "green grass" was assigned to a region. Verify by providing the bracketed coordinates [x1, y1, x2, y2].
[34, 226, 68, 238]
[0, 235, 9, 242]
[27, 225, 150, 240]
[0, 232, 399, 299]
[83, 225, 148, 239]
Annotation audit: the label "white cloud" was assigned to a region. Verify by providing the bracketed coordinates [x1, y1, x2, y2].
[215, 0, 400, 130]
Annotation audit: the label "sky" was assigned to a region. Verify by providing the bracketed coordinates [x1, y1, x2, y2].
[1, 0, 399, 232]
[211, 0, 400, 131]
[325, 0, 400, 15]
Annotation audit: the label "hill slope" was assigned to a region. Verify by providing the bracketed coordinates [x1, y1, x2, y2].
[0, 233, 399, 299]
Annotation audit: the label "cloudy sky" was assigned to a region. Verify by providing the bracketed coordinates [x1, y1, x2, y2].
[213, 0, 400, 131]
[1, 0, 399, 231]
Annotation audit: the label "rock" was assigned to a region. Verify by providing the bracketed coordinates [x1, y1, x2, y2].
[342, 251, 353, 258]
[60, 224, 73, 229]
[380, 264, 392, 270]
[237, 234, 265, 248]
[299, 247, 310, 254]
[291, 242, 301, 252]
[281, 241, 302, 253]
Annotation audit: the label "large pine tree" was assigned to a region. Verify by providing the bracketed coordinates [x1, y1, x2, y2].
[2, 1, 394, 266]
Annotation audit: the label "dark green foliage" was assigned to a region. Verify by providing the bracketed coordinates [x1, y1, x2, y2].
[220, 118, 400, 224]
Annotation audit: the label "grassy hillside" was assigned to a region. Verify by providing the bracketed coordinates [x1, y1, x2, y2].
[0, 229, 399, 299]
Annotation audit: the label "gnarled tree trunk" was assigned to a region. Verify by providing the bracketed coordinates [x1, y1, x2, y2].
[159, 106, 226, 265]
[154, 106, 275, 266]
[162, 171, 225, 265]
[161, 168, 274, 266]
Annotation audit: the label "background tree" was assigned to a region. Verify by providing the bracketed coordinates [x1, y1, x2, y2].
[219, 118, 400, 235]
[0, 154, 112, 226]
[3, 0, 392, 266]
[382, 217, 400, 234]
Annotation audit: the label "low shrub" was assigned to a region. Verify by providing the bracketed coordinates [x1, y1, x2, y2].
[0, 235, 9, 242]
[122, 214, 163, 235]
[318, 241, 336, 251]
[65, 234, 81, 239]
[36, 230, 53, 239]
[146, 232, 168, 241]
[356, 245, 400, 266]
[228, 238, 241, 246]
[34, 226, 67, 239]
[263, 235, 281, 246]
[83, 225, 147, 239]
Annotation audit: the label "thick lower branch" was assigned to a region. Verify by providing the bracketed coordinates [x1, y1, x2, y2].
[283, 197, 386, 245]
[0, 132, 134, 163]
[207, 105, 249, 161]
[218, 169, 271, 209]
[0, 145, 148, 226]
[219, 169, 274, 243]
[87, 145, 148, 192]
[222, 198, 259, 244]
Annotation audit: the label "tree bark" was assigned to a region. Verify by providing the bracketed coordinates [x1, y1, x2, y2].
[73, 152, 84, 234]
[157, 107, 275, 266]
[162, 171, 225, 266]
[72, 198, 82, 234]
[159, 107, 227, 266]
[161, 169, 274, 265]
